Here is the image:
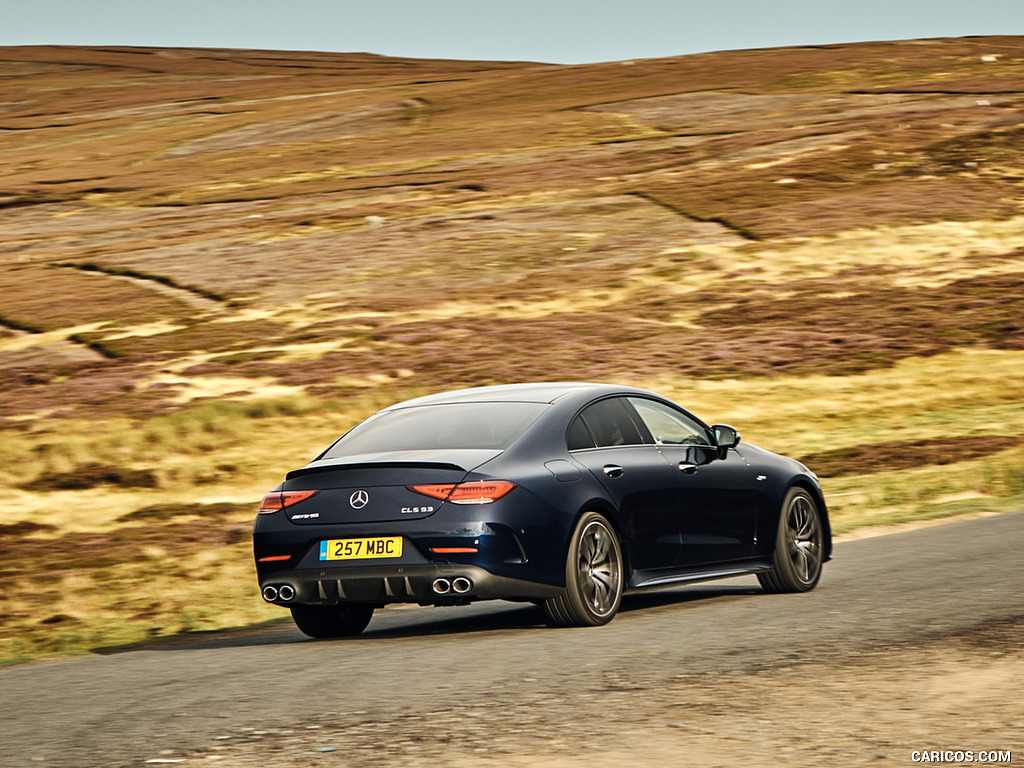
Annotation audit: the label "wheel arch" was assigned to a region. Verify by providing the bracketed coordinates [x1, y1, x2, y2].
[568, 498, 633, 577]
[789, 478, 833, 561]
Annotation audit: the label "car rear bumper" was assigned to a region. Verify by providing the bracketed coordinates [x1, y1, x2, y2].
[259, 562, 562, 607]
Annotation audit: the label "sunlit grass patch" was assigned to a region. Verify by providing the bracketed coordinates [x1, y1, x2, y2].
[117, 501, 253, 523]
[0, 537, 281, 665]
[730, 215, 1024, 288]
[70, 317, 290, 358]
[0, 390, 400, 539]
[139, 374, 309, 403]
[0, 322, 106, 353]
[822, 440, 1024, 530]
[100, 320, 189, 340]
[829, 493, 1024, 537]
[0, 393, 349, 518]
[651, 349, 1024, 455]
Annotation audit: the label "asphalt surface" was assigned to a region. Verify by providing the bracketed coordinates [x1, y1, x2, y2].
[2, 510, 1022, 768]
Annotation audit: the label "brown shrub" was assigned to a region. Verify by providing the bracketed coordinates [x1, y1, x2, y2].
[800, 436, 1020, 478]
[20, 463, 160, 491]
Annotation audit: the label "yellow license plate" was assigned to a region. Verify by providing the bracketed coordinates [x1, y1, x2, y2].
[319, 537, 403, 561]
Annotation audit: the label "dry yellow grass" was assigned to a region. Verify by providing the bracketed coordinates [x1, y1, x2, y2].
[659, 349, 1024, 450]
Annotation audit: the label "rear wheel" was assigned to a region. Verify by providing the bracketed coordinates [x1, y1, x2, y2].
[544, 512, 623, 627]
[758, 487, 824, 593]
[290, 603, 374, 638]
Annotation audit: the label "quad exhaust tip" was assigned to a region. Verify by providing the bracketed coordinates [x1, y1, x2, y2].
[268, 579, 470, 601]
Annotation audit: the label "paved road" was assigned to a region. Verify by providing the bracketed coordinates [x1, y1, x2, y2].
[2, 511, 1022, 768]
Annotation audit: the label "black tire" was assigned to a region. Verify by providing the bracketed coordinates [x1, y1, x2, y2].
[544, 511, 624, 627]
[290, 603, 374, 638]
[758, 487, 824, 593]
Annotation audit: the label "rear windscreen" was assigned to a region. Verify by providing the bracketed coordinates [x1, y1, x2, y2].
[322, 402, 548, 457]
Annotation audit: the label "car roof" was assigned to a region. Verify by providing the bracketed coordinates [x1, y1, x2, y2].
[387, 382, 654, 409]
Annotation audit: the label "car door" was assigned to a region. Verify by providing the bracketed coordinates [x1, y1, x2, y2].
[627, 397, 758, 567]
[568, 397, 681, 571]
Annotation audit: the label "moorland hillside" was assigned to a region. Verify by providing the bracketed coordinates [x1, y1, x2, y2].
[1, 38, 1022, 659]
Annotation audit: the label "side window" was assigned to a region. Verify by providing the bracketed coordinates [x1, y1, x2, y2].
[566, 415, 595, 451]
[578, 398, 645, 448]
[628, 398, 711, 446]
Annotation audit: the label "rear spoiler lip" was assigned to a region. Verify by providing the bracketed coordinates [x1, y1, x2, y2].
[286, 460, 466, 480]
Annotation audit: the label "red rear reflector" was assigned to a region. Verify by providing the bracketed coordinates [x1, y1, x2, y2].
[430, 547, 479, 554]
[408, 481, 516, 505]
[258, 490, 320, 514]
[258, 555, 292, 562]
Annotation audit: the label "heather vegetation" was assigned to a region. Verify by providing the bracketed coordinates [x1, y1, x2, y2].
[1, 38, 1022, 663]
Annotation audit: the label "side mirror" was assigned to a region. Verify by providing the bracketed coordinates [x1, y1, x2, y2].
[712, 424, 741, 449]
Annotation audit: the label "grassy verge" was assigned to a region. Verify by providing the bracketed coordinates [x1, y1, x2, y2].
[2, 348, 1023, 665]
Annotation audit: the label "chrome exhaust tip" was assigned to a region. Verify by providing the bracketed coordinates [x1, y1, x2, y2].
[262, 585, 279, 602]
[452, 577, 473, 594]
[277, 584, 296, 601]
[432, 578, 451, 595]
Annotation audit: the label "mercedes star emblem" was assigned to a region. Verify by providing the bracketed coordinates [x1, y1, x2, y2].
[349, 490, 369, 509]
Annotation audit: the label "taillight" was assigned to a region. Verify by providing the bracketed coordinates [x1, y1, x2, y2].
[258, 490, 320, 514]
[408, 481, 516, 505]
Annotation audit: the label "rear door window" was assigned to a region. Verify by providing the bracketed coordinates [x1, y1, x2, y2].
[567, 415, 596, 451]
[575, 398, 647, 448]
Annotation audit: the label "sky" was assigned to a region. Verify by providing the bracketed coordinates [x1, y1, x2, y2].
[2, 0, 1022, 64]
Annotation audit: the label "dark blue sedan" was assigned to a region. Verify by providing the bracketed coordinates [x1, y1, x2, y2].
[253, 383, 831, 637]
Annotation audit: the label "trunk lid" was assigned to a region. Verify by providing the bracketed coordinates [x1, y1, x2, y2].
[280, 450, 500, 524]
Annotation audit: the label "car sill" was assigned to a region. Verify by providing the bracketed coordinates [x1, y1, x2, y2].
[628, 558, 774, 591]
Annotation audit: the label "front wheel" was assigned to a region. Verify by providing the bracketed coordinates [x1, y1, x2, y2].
[544, 512, 624, 627]
[758, 487, 824, 593]
[290, 603, 374, 638]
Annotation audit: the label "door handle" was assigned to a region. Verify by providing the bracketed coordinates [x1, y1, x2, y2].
[602, 464, 624, 478]
[678, 462, 698, 475]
